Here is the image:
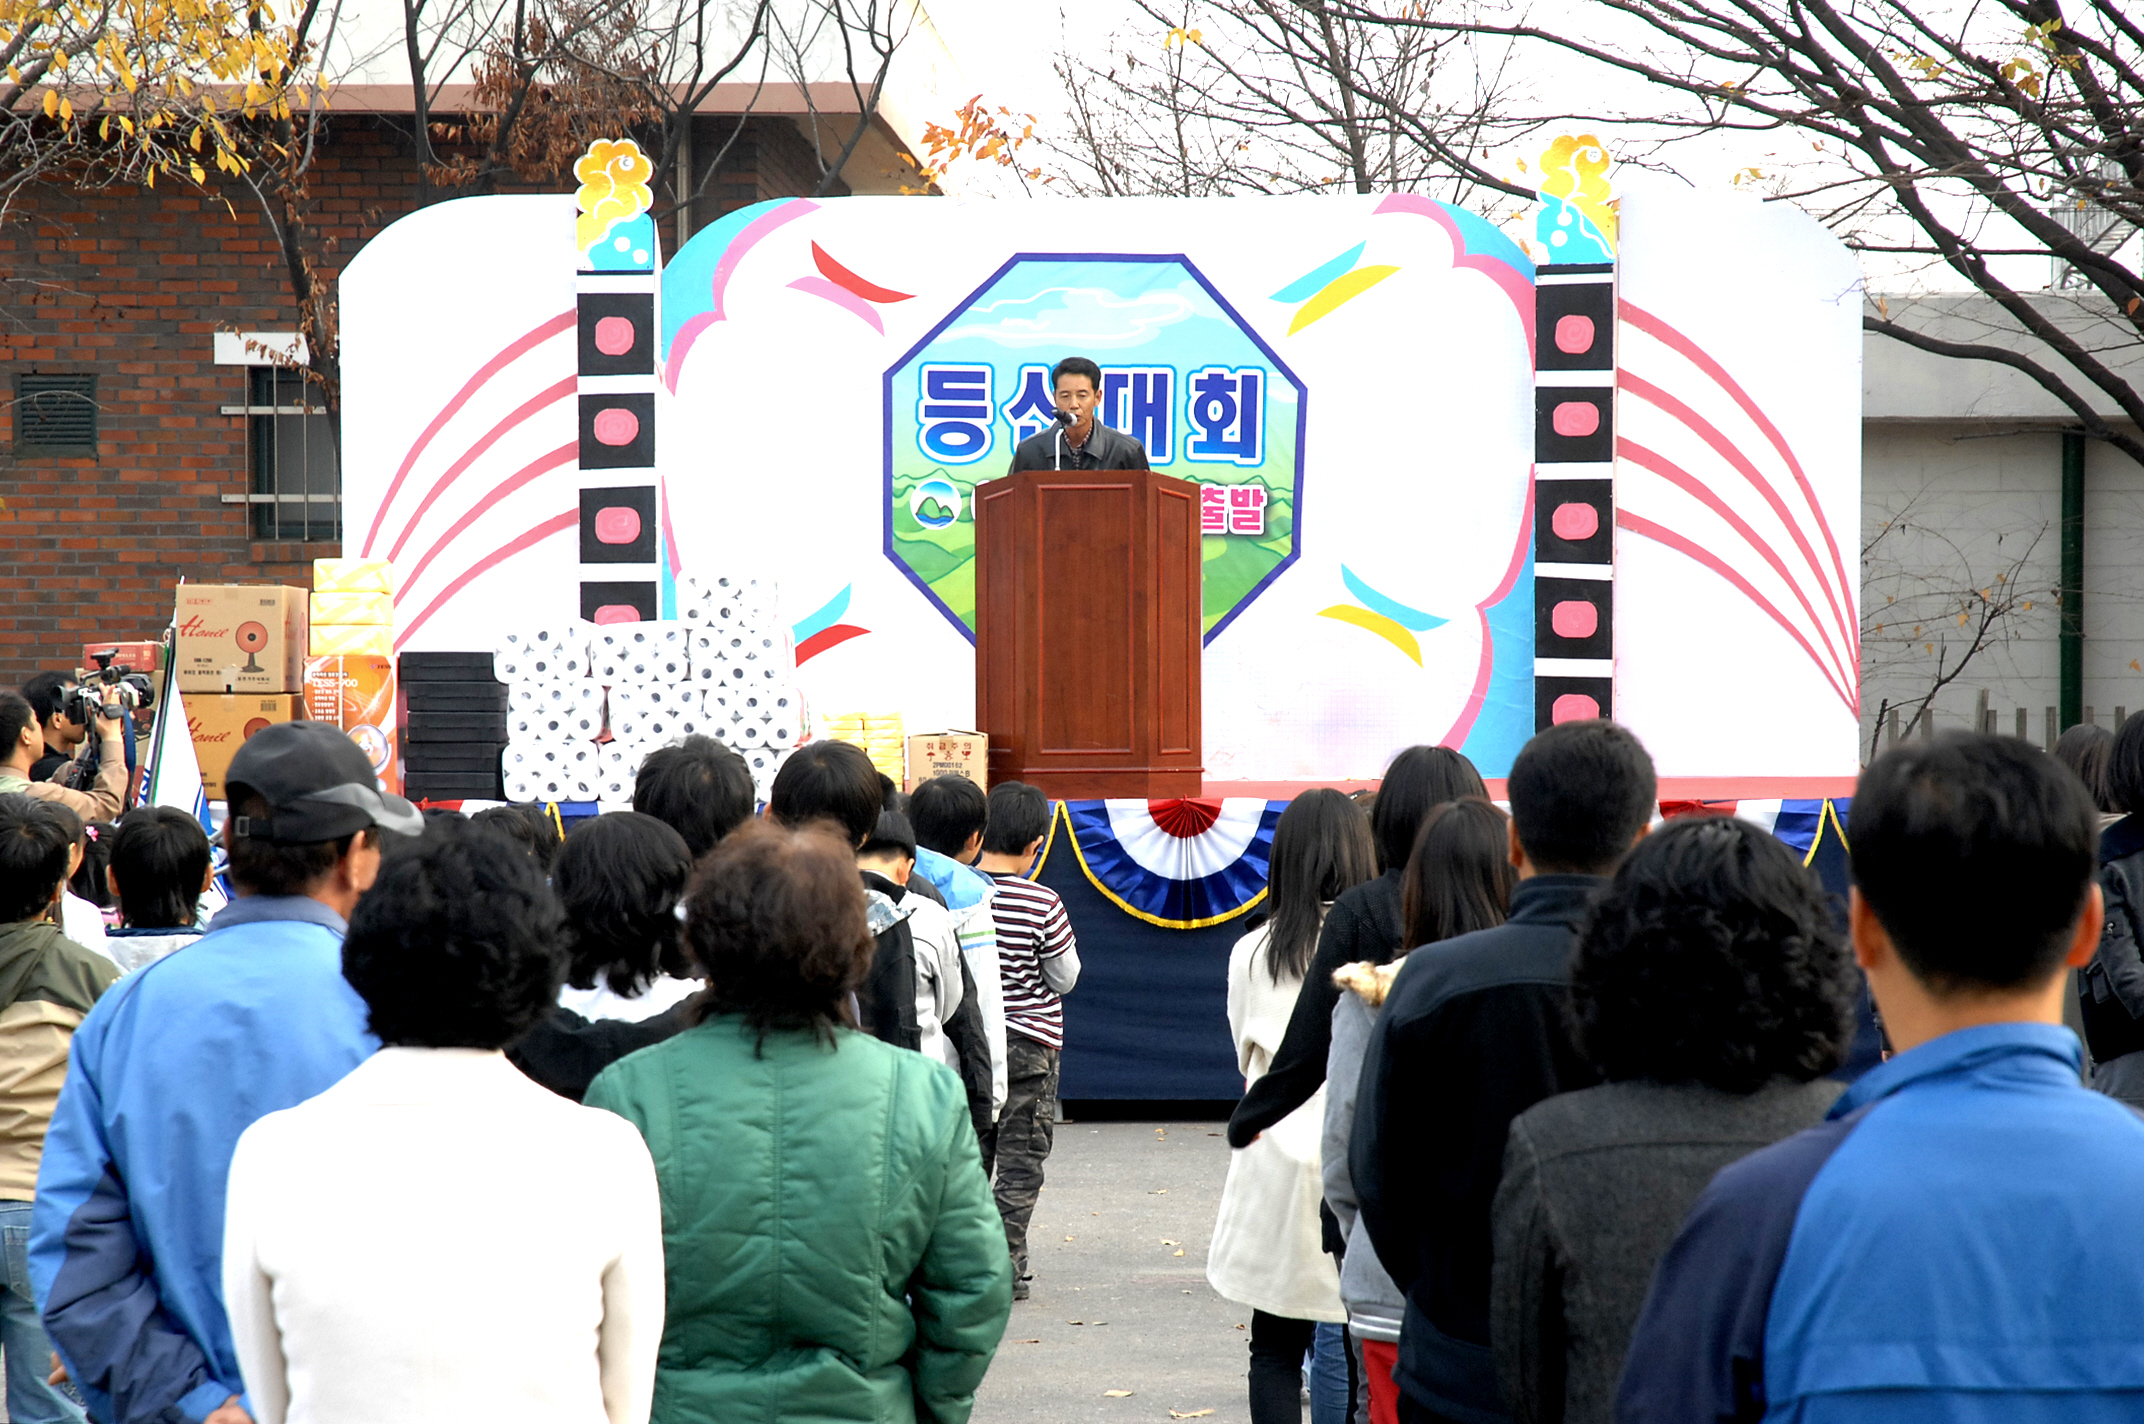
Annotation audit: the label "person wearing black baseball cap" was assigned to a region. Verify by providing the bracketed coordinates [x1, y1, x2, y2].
[33, 721, 417, 1424]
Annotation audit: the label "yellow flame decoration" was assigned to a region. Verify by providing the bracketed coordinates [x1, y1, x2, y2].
[574, 138, 655, 253]
[1537, 133, 1617, 251]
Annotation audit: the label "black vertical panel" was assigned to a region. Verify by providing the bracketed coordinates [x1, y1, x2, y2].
[1534, 676, 1614, 730]
[1534, 578, 1613, 661]
[1535, 478, 1613, 564]
[580, 581, 658, 622]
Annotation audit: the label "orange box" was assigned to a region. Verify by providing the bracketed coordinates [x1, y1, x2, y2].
[175, 586, 308, 694]
[304, 656, 399, 796]
[904, 730, 988, 793]
[188, 694, 301, 800]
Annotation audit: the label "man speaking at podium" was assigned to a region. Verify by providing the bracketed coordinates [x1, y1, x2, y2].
[1007, 357, 1152, 473]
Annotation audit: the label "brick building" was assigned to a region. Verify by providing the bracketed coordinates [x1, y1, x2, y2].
[0, 97, 927, 688]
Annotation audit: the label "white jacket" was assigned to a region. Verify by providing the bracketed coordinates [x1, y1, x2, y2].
[224, 1048, 664, 1424]
[1206, 918, 1346, 1322]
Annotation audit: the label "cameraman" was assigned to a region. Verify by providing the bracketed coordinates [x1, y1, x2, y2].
[0, 690, 126, 821]
[23, 672, 88, 783]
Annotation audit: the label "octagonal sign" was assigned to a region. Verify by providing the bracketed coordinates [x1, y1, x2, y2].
[884, 254, 1307, 642]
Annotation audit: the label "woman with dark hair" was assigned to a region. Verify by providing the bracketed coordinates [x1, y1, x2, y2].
[510, 812, 701, 1100]
[1229, 746, 1486, 1148]
[224, 817, 663, 1424]
[583, 820, 1011, 1423]
[1208, 789, 1377, 1424]
[1488, 815, 1857, 1424]
[2083, 710, 2144, 1102]
[2055, 723, 2119, 821]
[1325, 798, 1513, 1424]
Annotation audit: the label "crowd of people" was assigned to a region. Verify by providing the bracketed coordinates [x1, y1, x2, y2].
[1209, 718, 2144, 1424]
[0, 677, 1090, 1423]
[2, 652, 2144, 1424]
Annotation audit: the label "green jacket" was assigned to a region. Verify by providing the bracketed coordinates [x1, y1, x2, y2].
[585, 1014, 1012, 1424]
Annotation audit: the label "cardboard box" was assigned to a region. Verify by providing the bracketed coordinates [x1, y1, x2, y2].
[309, 625, 394, 657]
[312, 558, 395, 594]
[308, 591, 394, 627]
[188, 694, 301, 799]
[175, 586, 308, 693]
[80, 641, 163, 674]
[304, 655, 400, 796]
[905, 730, 988, 792]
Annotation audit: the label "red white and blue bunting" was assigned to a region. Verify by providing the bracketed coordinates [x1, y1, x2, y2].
[1660, 798, 1849, 864]
[1051, 798, 1284, 930]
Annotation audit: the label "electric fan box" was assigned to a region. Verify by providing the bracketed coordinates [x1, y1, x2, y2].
[187, 693, 301, 799]
[174, 585, 310, 694]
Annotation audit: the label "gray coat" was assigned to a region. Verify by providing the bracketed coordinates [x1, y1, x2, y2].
[1490, 1077, 1843, 1424]
[1322, 974, 1407, 1342]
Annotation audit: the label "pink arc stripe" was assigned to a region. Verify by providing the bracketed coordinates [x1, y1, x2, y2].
[660, 479, 682, 578]
[1619, 437, 1856, 700]
[1619, 369, 1856, 675]
[1621, 301, 1858, 664]
[395, 510, 578, 650]
[396, 442, 578, 606]
[1440, 475, 1537, 750]
[1619, 509, 1857, 715]
[385, 377, 576, 562]
[362, 311, 575, 556]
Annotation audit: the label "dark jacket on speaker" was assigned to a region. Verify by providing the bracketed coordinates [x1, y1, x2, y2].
[1006, 420, 1150, 473]
[1353, 874, 1604, 1424]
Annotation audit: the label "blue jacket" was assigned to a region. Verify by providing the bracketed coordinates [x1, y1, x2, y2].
[30, 896, 377, 1424]
[1618, 1022, 2144, 1422]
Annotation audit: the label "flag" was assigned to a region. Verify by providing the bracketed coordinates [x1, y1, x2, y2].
[141, 677, 210, 831]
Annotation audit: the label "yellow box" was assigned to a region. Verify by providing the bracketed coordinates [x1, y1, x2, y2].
[312, 558, 395, 594]
[905, 731, 987, 792]
[309, 591, 394, 627]
[308, 625, 394, 657]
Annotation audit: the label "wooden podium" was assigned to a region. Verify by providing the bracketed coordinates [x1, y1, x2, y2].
[974, 468, 1203, 798]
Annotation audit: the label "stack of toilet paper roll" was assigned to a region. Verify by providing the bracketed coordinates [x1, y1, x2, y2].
[492, 577, 805, 805]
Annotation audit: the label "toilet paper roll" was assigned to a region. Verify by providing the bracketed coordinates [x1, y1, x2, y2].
[609, 712, 643, 743]
[508, 682, 545, 715]
[592, 657, 625, 684]
[703, 690, 742, 723]
[599, 773, 634, 803]
[503, 769, 540, 803]
[651, 622, 686, 649]
[734, 718, 767, 749]
[748, 661, 781, 684]
[564, 775, 597, 803]
[652, 651, 689, 683]
[745, 747, 779, 778]
[492, 652, 522, 682]
[765, 719, 798, 748]
[639, 711, 677, 743]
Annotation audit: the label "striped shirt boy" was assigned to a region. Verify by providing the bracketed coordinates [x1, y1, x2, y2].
[987, 873, 1077, 1049]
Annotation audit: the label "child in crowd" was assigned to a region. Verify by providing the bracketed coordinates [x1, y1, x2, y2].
[857, 809, 969, 1074]
[908, 774, 1007, 1163]
[632, 735, 756, 860]
[103, 807, 215, 973]
[975, 780, 1080, 1302]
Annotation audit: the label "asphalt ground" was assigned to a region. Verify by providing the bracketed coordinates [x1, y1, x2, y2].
[971, 1117, 1257, 1424]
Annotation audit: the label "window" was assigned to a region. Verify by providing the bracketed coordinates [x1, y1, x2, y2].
[231, 367, 339, 542]
[13, 373, 98, 455]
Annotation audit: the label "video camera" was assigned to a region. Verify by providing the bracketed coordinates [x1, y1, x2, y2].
[65, 651, 156, 724]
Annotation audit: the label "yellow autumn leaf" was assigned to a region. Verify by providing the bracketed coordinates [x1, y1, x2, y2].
[189, 161, 204, 183]
[42, 87, 57, 117]
[57, 95, 71, 121]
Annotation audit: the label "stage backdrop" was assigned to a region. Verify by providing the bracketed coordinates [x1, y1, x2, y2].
[341, 169, 1861, 785]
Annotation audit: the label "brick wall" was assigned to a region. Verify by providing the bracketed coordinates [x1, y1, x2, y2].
[0, 114, 824, 689]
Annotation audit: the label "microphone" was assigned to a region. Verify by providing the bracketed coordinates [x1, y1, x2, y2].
[1054, 407, 1074, 425]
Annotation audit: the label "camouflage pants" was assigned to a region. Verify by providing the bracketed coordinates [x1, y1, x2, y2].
[994, 1033, 1060, 1277]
